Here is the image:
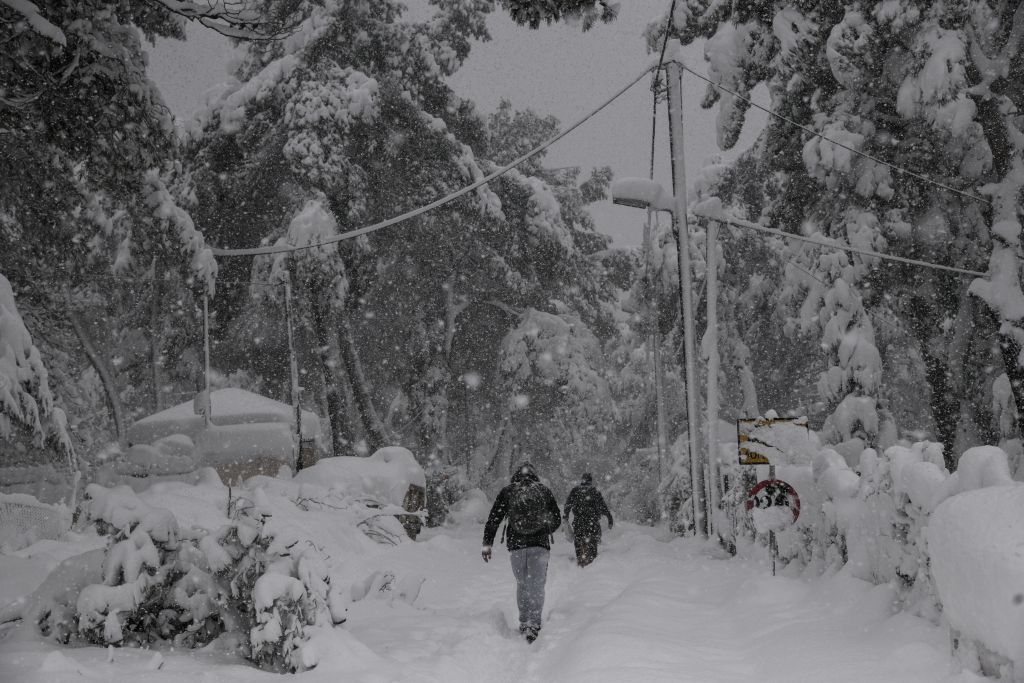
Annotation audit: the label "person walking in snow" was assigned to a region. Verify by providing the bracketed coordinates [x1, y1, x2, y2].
[482, 461, 561, 643]
[563, 473, 613, 567]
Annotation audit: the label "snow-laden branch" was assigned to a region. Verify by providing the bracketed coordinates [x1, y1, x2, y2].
[148, 0, 299, 40]
[5, 0, 295, 44]
[1, 0, 65, 44]
[0, 274, 75, 464]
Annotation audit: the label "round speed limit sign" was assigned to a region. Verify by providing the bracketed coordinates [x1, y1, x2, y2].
[745, 479, 801, 523]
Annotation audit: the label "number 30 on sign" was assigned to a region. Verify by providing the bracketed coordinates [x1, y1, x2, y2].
[745, 479, 801, 524]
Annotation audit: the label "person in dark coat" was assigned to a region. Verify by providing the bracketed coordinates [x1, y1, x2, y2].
[563, 472, 613, 567]
[482, 462, 561, 643]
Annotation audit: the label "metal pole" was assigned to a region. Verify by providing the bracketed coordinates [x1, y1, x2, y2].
[202, 292, 212, 428]
[769, 463, 777, 576]
[645, 210, 669, 486]
[706, 219, 720, 536]
[284, 278, 302, 468]
[666, 56, 706, 538]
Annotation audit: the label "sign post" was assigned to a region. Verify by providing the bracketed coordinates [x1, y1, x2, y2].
[745, 477, 801, 576]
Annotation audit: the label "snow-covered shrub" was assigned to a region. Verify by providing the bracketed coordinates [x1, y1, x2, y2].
[292, 447, 427, 540]
[425, 466, 465, 527]
[842, 443, 947, 613]
[39, 482, 344, 672]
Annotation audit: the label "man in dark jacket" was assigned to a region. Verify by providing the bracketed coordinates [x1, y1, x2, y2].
[563, 472, 613, 567]
[482, 462, 561, 643]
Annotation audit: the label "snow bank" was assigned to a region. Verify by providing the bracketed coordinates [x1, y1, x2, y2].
[929, 485, 1024, 676]
[293, 447, 425, 508]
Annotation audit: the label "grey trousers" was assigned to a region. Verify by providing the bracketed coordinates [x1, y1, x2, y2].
[509, 547, 550, 629]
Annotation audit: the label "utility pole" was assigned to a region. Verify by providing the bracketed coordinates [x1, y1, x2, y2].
[202, 291, 212, 428]
[284, 277, 302, 468]
[706, 219, 720, 537]
[665, 46, 706, 537]
[645, 211, 669, 485]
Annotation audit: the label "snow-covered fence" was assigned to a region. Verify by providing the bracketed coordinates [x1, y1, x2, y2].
[0, 492, 72, 552]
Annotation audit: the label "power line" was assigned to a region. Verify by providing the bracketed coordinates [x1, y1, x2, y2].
[210, 64, 655, 258]
[675, 64, 992, 207]
[694, 209, 988, 278]
[27, 273, 284, 288]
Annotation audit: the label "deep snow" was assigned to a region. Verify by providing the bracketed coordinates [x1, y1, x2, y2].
[0, 519, 978, 683]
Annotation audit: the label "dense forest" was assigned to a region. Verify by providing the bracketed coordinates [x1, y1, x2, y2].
[4, 0, 1024, 521]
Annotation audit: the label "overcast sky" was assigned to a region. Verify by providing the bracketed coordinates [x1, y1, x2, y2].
[147, 1, 764, 248]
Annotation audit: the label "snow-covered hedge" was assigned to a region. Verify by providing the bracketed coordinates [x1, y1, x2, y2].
[729, 438, 1024, 679]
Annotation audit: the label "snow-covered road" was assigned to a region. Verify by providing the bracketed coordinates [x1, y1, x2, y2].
[0, 523, 978, 682]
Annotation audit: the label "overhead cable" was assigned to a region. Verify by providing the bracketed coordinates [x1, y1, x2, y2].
[694, 209, 988, 278]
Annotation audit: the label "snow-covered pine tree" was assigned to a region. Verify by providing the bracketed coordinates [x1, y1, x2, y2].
[186, 0, 499, 457]
[0, 274, 74, 465]
[501, 0, 618, 30]
[1, 0, 218, 461]
[654, 1, 1022, 464]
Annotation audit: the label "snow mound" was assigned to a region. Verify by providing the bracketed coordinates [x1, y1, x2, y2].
[929, 484, 1024, 672]
[293, 447, 425, 508]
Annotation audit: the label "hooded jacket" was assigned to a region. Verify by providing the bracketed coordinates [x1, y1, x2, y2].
[483, 467, 562, 551]
[564, 482, 613, 537]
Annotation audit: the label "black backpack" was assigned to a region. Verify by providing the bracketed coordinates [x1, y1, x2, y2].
[508, 480, 555, 536]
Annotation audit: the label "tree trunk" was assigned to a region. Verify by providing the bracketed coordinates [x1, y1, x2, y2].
[908, 290, 961, 471]
[66, 296, 126, 444]
[150, 262, 164, 412]
[991, 308, 1024, 445]
[339, 314, 390, 452]
[309, 296, 350, 457]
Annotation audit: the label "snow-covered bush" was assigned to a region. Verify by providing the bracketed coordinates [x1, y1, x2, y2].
[425, 466, 465, 527]
[36, 481, 345, 672]
[842, 443, 947, 614]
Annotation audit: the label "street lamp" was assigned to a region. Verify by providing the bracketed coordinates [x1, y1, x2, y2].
[611, 176, 707, 538]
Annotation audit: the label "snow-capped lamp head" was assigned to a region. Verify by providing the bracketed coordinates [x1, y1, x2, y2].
[581, 472, 593, 484]
[610, 177, 675, 212]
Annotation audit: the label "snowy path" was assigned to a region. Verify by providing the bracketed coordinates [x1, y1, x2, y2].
[0, 523, 974, 682]
[346, 525, 963, 683]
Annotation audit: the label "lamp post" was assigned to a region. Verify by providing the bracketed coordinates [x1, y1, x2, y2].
[611, 176, 707, 538]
